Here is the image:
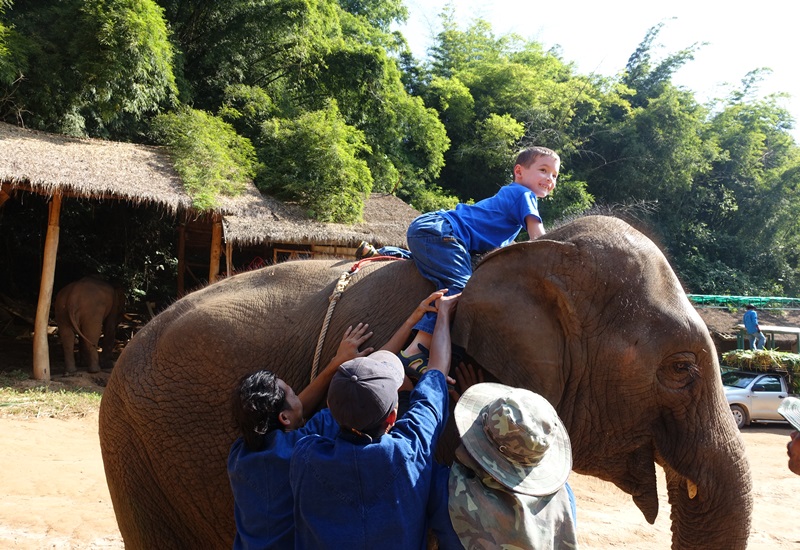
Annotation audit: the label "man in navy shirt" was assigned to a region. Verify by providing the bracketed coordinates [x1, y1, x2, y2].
[290, 294, 458, 550]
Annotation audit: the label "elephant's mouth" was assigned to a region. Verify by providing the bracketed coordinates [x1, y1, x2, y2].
[626, 444, 659, 523]
[615, 444, 702, 524]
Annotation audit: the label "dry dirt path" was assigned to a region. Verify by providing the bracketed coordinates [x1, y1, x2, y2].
[1, 414, 799, 549]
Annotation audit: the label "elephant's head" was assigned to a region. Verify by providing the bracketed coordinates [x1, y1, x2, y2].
[453, 215, 752, 549]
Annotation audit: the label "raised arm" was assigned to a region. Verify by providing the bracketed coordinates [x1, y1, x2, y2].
[426, 294, 459, 376]
[380, 289, 446, 354]
[526, 216, 546, 240]
[297, 323, 373, 416]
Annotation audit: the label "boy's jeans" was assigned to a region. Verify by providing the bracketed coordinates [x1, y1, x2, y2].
[406, 212, 472, 335]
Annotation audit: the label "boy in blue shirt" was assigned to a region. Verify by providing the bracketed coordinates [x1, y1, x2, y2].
[289, 293, 458, 550]
[400, 146, 560, 374]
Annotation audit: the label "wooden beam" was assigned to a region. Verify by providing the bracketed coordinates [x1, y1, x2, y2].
[32, 192, 62, 381]
[208, 216, 222, 284]
[0, 188, 10, 208]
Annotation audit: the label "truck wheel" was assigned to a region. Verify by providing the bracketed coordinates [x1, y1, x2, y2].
[730, 405, 749, 429]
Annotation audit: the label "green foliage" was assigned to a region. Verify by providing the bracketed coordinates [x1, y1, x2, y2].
[306, 29, 449, 198]
[158, 0, 339, 109]
[256, 101, 373, 223]
[0, 0, 24, 87]
[1, 0, 176, 134]
[542, 178, 594, 224]
[151, 107, 258, 210]
[409, 186, 460, 213]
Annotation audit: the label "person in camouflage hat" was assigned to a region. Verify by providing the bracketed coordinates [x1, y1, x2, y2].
[446, 383, 578, 549]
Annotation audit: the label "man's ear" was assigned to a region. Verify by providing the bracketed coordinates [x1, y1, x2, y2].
[278, 410, 292, 428]
[384, 408, 398, 433]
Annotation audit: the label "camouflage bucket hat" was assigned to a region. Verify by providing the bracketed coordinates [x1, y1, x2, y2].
[778, 396, 800, 431]
[454, 383, 571, 496]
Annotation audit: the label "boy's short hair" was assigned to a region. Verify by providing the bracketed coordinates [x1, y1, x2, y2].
[328, 350, 404, 439]
[232, 369, 287, 451]
[515, 146, 560, 168]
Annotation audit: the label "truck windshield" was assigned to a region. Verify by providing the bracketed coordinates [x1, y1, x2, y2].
[721, 371, 757, 389]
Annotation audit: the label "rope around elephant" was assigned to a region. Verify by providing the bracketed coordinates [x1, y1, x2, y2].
[309, 256, 404, 383]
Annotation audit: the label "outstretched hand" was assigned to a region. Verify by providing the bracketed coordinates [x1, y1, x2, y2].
[332, 323, 374, 365]
[449, 361, 485, 401]
[407, 289, 447, 325]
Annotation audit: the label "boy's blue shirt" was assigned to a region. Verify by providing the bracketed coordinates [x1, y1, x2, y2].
[289, 370, 450, 550]
[227, 408, 339, 550]
[440, 183, 540, 253]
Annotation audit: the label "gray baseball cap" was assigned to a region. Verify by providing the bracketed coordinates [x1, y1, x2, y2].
[327, 350, 404, 433]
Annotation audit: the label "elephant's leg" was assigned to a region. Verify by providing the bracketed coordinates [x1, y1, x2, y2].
[80, 326, 103, 373]
[59, 325, 77, 374]
[99, 318, 117, 370]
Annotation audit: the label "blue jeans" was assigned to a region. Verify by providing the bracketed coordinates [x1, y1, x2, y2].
[749, 331, 766, 350]
[406, 212, 472, 334]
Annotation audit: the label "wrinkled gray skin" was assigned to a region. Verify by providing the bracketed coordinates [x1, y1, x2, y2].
[54, 276, 125, 373]
[99, 216, 752, 549]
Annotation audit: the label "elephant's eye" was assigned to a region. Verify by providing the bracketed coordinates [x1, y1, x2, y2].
[657, 352, 699, 390]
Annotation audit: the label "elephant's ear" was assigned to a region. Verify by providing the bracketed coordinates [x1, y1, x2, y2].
[452, 239, 582, 404]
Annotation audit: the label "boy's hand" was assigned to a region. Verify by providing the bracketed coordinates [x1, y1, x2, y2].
[332, 323, 374, 365]
[407, 289, 447, 324]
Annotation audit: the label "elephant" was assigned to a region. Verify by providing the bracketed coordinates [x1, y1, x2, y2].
[99, 215, 752, 549]
[54, 275, 125, 374]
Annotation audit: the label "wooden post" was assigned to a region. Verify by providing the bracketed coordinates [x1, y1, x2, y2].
[209, 216, 222, 284]
[177, 223, 186, 297]
[0, 188, 10, 208]
[225, 240, 233, 277]
[32, 192, 62, 381]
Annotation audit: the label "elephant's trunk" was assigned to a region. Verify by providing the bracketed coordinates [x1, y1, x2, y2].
[658, 429, 752, 549]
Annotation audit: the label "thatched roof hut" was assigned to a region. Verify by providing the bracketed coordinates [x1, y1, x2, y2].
[0, 121, 419, 379]
[0, 122, 417, 248]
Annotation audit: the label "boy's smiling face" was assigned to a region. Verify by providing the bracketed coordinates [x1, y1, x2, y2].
[514, 155, 560, 198]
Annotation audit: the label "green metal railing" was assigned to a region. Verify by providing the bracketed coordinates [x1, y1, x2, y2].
[687, 295, 800, 308]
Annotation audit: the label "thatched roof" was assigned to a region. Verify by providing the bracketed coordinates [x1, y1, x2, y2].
[0, 122, 418, 247]
[0, 122, 192, 212]
[222, 192, 419, 247]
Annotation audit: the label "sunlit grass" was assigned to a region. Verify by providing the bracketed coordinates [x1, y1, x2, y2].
[0, 370, 102, 419]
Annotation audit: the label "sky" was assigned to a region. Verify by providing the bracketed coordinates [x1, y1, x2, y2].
[396, 0, 800, 141]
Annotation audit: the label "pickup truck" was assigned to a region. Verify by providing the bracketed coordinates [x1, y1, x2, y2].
[722, 370, 796, 428]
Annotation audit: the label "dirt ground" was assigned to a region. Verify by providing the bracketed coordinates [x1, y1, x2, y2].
[1, 416, 798, 549]
[1, 384, 799, 549]
[2, 306, 800, 549]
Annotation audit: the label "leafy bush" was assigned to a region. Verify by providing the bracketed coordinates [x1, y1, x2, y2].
[151, 107, 259, 210]
[256, 101, 373, 223]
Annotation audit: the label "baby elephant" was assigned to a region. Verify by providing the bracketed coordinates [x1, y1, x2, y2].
[54, 276, 125, 374]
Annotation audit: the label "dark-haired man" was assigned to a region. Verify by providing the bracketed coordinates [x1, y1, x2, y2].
[290, 294, 459, 549]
